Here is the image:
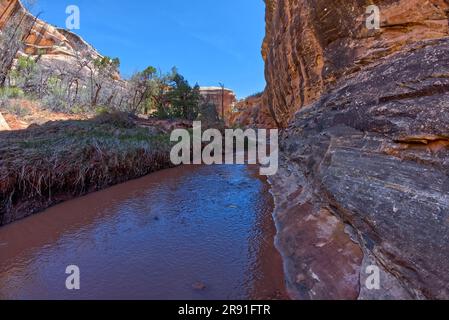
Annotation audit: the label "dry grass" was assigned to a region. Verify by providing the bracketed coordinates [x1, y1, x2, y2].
[0, 98, 88, 130]
[0, 112, 174, 225]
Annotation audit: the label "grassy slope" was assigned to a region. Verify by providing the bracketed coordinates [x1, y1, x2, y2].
[0, 113, 174, 225]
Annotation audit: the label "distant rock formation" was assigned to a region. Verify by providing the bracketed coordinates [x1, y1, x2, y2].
[232, 0, 449, 129]
[229, 92, 277, 128]
[1, 0, 99, 56]
[0, 0, 116, 80]
[261, 0, 449, 300]
[199, 86, 237, 124]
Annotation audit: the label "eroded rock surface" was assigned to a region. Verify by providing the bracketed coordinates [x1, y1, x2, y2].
[230, 93, 278, 128]
[262, 0, 449, 300]
[230, 0, 449, 128]
[262, 0, 449, 127]
[0, 0, 102, 74]
[272, 38, 449, 299]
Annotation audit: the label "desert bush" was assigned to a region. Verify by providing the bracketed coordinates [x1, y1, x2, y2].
[42, 76, 69, 111]
[95, 106, 109, 115]
[151, 68, 201, 120]
[89, 56, 120, 107]
[0, 86, 25, 99]
[70, 104, 87, 114]
[0, 99, 30, 117]
[1, 34, 201, 120]
[9, 56, 38, 90]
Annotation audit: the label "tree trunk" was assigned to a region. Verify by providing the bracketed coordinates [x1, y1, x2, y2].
[92, 84, 101, 107]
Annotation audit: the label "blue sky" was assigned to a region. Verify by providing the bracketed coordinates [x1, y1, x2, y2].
[28, 0, 266, 99]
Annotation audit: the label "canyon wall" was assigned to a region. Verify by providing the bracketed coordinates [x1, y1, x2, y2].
[265, 0, 449, 299]
[262, 0, 449, 127]
[0, 0, 112, 80]
[229, 93, 263, 127]
[229, 93, 279, 128]
[199, 87, 237, 124]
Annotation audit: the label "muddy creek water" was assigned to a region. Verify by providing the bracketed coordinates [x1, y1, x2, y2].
[0, 165, 287, 300]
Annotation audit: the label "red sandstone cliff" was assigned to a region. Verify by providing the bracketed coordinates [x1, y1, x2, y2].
[0, 0, 100, 58]
[0, 0, 112, 80]
[241, 0, 449, 128]
[199, 86, 236, 124]
[264, 0, 449, 300]
[229, 92, 278, 128]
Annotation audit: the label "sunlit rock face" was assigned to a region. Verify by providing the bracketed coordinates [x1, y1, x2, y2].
[0, 0, 114, 79]
[262, 0, 449, 127]
[229, 93, 277, 129]
[1, 0, 97, 57]
[199, 87, 237, 124]
[262, 0, 449, 300]
[0, 112, 9, 131]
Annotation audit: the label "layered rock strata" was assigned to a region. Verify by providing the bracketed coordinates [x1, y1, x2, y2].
[265, 0, 449, 299]
[0, 0, 102, 76]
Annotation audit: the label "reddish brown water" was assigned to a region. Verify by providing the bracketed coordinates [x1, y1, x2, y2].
[0, 165, 287, 300]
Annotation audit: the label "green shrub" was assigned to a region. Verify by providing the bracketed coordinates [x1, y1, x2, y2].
[9, 56, 38, 90]
[0, 86, 25, 99]
[95, 106, 110, 115]
[43, 76, 69, 112]
[70, 105, 85, 114]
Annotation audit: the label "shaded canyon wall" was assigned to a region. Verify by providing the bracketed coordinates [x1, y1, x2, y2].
[262, 0, 449, 299]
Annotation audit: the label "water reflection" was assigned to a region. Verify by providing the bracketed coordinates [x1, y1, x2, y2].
[0, 165, 287, 300]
